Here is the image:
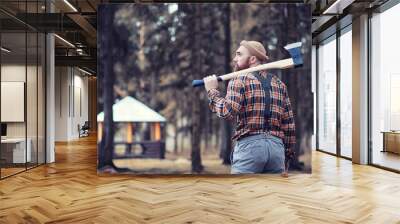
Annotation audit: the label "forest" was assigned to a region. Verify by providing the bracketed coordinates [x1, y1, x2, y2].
[97, 3, 312, 174]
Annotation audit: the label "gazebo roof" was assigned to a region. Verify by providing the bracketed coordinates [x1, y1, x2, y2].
[97, 96, 167, 123]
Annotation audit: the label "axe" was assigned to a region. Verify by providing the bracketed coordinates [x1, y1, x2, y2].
[192, 42, 303, 87]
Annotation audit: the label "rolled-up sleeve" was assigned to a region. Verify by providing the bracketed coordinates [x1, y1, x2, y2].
[207, 78, 244, 120]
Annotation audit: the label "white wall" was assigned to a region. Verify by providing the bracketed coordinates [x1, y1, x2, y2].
[1, 63, 46, 163]
[55, 66, 89, 141]
[1, 64, 27, 138]
[55, 66, 68, 141]
[72, 72, 89, 138]
[1, 65, 42, 138]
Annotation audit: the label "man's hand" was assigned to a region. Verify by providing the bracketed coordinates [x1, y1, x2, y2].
[203, 74, 219, 92]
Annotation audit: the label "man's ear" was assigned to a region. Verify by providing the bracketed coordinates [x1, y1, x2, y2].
[249, 56, 257, 64]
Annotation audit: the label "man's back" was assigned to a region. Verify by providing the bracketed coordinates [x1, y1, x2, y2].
[208, 70, 295, 152]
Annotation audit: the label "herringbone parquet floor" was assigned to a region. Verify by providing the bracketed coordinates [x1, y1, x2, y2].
[1, 135, 400, 223]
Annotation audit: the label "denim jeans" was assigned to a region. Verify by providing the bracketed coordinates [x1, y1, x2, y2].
[230, 133, 285, 174]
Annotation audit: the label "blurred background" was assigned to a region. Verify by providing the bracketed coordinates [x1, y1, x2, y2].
[97, 3, 312, 174]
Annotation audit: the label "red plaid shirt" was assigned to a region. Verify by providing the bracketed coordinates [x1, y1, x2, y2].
[207, 70, 296, 151]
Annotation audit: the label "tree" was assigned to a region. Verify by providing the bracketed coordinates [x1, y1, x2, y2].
[98, 4, 140, 172]
[98, 3, 312, 173]
[190, 4, 204, 173]
[220, 3, 233, 165]
[98, 5, 117, 171]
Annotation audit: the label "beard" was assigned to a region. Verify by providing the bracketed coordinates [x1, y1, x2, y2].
[232, 58, 250, 72]
[233, 63, 239, 72]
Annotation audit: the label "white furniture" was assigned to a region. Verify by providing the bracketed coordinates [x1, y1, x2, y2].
[1, 138, 31, 163]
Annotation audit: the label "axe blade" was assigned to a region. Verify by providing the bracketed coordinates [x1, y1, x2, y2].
[284, 42, 303, 68]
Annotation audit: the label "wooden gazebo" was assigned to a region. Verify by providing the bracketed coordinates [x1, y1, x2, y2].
[97, 96, 167, 159]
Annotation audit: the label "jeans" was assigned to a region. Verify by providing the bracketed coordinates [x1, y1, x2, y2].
[230, 133, 285, 174]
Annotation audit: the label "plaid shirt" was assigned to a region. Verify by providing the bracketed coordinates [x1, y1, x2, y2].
[207, 70, 296, 151]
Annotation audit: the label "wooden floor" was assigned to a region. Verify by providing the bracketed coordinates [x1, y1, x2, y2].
[1, 135, 400, 223]
[0, 167, 26, 178]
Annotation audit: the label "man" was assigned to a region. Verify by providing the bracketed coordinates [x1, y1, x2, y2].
[203, 40, 296, 174]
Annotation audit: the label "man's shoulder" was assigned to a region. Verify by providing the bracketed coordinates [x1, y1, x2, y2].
[270, 74, 287, 89]
[227, 75, 247, 89]
[256, 70, 287, 89]
[236, 72, 259, 82]
[235, 71, 282, 87]
[229, 71, 286, 88]
[229, 73, 249, 84]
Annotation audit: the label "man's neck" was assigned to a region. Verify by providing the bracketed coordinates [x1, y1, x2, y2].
[249, 62, 268, 76]
[249, 62, 260, 68]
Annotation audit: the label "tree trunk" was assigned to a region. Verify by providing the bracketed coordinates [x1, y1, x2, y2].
[191, 93, 203, 172]
[191, 5, 204, 173]
[98, 6, 116, 170]
[98, 5, 130, 173]
[173, 93, 178, 154]
[220, 4, 233, 165]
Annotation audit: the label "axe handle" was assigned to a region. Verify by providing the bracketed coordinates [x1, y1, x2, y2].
[192, 58, 294, 87]
[219, 58, 294, 81]
[192, 77, 222, 87]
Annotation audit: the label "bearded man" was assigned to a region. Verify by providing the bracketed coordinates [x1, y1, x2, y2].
[203, 40, 296, 174]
